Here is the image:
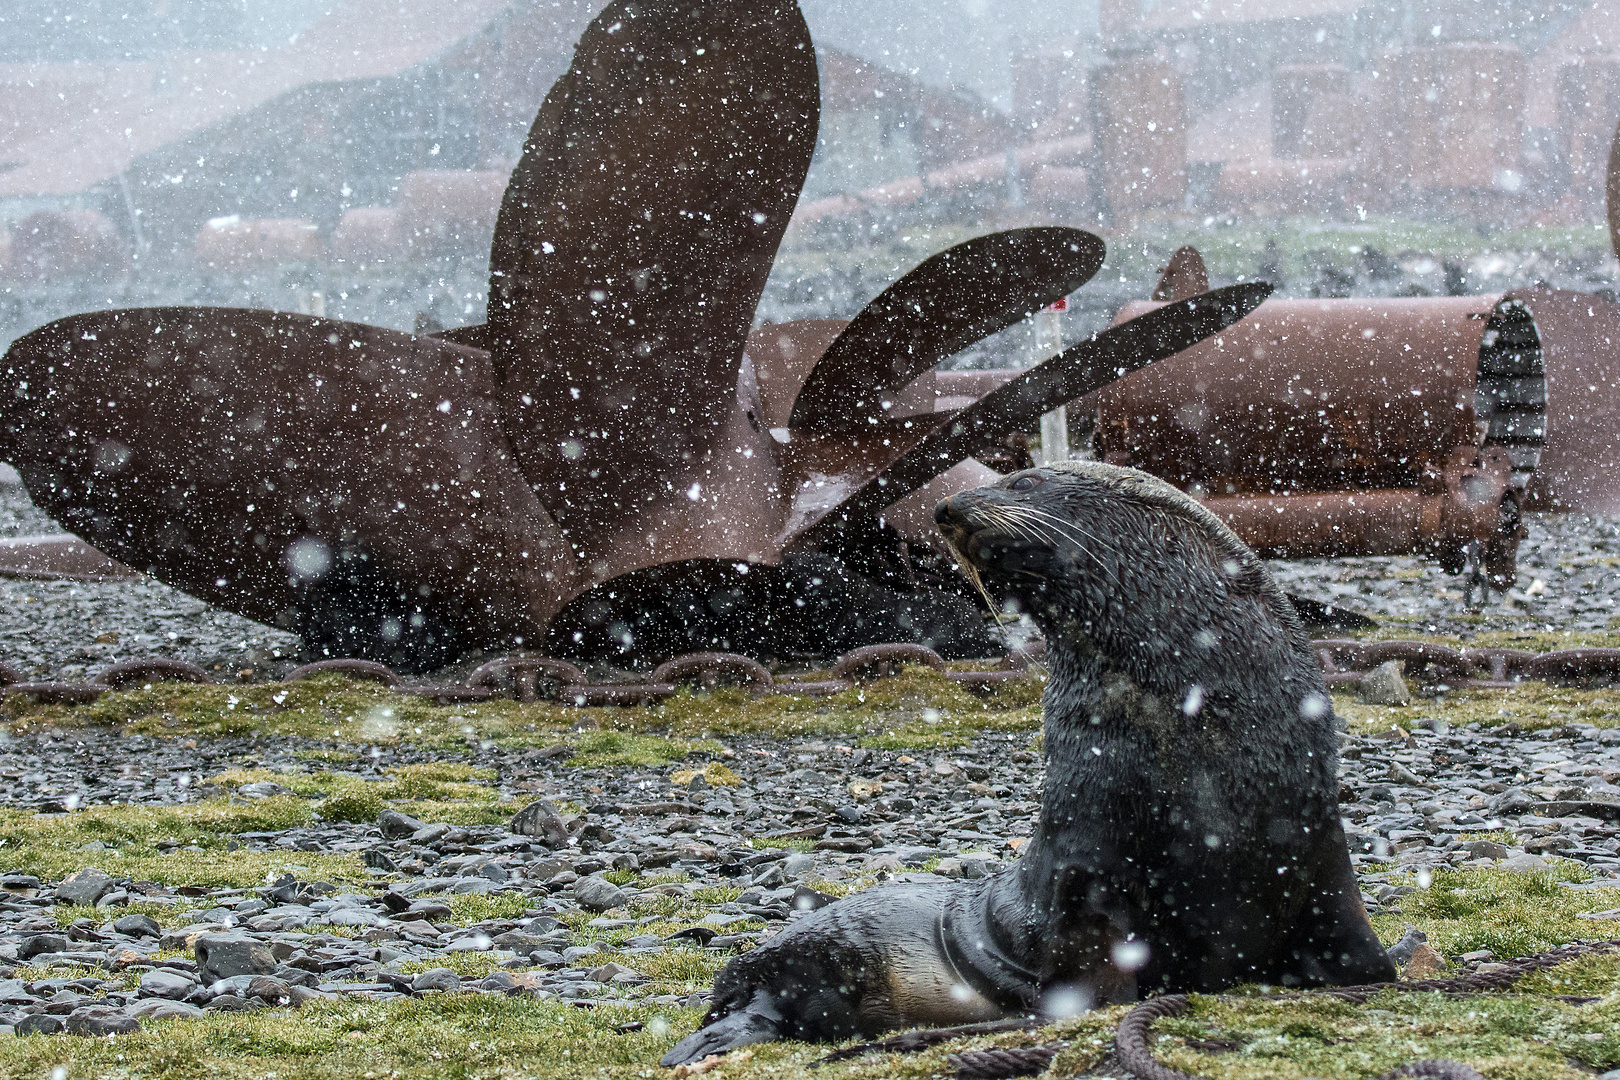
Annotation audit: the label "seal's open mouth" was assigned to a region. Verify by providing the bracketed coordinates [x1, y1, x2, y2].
[933, 498, 997, 616]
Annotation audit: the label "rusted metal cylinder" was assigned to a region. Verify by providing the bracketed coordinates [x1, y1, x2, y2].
[1096, 296, 1507, 493]
[1073, 285, 1620, 579]
[1202, 447, 1512, 574]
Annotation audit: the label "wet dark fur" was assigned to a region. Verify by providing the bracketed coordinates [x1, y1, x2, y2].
[660, 461, 1393, 1066]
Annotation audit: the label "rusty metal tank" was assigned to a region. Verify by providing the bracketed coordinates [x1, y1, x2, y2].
[1086, 267, 1620, 585]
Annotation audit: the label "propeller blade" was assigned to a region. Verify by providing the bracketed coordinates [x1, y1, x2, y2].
[0, 307, 576, 668]
[788, 227, 1105, 430]
[793, 282, 1273, 546]
[486, 0, 819, 575]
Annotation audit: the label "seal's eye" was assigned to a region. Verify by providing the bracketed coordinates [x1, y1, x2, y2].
[1009, 474, 1041, 492]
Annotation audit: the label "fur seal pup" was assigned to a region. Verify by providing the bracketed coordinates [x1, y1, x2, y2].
[660, 460, 1393, 1066]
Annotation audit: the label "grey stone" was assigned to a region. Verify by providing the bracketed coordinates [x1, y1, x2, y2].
[510, 799, 571, 846]
[322, 907, 388, 928]
[206, 994, 250, 1011]
[194, 933, 277, 983]
[65, 1006, 140, 1036]
[410, 968, 461, 992]
[113, 914, 162, 938]
[130, 998, 205, 1021]
[587, 962, 644, 983]
[477, 862, 511, 883]
[1500, 852, 1551, 873]
[237, 781, 293, 798]
[1464, 839, 1509, 861]
[790, 885, 837, 912]
[288, 985, 339, 1007]
[16, 1013, 65, 1034]
[55, 868, 116, 907]
[574, 874, 626, 913]
[1358, 662, 1411, 707]
[17, 933, 69, 960]
[781, 852, 814, 879]
[363, 849, 400, 873]
[410, 823, 453, 844]
[445, 933, 494, 952]
[139, 969, 197, 1000]
[377, 809, 427, 839]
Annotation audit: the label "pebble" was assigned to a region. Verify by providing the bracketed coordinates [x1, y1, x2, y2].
[410, 968, 461, 993]
[1358, 661, 1412, 707]
[573, 875, 627, 914]
[0, 511, 1616, 1040]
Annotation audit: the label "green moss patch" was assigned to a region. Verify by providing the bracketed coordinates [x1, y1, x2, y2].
[1336, 681, 1620, 734]
[0, 798, 362, 888]
[1369, 866, 1620, 960]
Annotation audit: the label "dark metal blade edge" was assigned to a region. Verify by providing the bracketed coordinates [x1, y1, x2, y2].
[792, 282, 1273, 545]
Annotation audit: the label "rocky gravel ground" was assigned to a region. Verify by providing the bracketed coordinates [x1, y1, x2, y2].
[1273, 512, 1620, 639]
[5, 472, 1620, 681]
[0, 707, 1616, 1039]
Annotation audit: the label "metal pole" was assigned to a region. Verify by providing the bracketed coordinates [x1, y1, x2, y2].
[1033, 301, 1068, 464]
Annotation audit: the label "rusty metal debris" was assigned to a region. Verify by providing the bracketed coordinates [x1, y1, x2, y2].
[0, 534, 138, 582]
[1083, 242, 1620, 589]
[4, 637, 1620, 714]
[0, 0, 1259, 672]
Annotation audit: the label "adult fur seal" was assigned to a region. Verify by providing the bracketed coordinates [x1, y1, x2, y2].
[660, 461, 1394, 1066]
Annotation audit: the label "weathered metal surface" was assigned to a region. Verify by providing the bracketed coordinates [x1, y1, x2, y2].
[487, 0, 818, 590]
[1610, 117, 1620, 259]
[1095, 295, 1501, 493]
[0, 534, 139, 582]
[1093, 285, 1620, 518]
[1512, 288, 1620, 513]
[0, 0, 1268, 671]
[1150, 246, 1209, 302]
[794, 283, 1272, 545]
[0, 308, 574, 666]
[787, 229, 1104, 430]
[1202, 446, 1513, 569]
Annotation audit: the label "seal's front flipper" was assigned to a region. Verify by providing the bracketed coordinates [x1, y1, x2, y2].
[660, 991, 784, 1067]
[1279, 828, 1398, 987]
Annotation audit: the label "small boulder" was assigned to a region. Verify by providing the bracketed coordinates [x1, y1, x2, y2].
[377, 809, 427, 839]
[510, 799, 571, 846]
[16, 1014, 65, 1034]
[55, 868, 116, 907]
[130, 998, 205, 1021]
[17, 933, 69, 960]
[1358, 662, 1411, 707]
[1464, 839, 1509, 861]
[194, 933, 277, 983]
[65, 1006, 140, 1036]
[573, 874, 626, 913]
[411, 968, 461, 993]
[139, 969, 198, 1000]
[113, 913, 162, 938]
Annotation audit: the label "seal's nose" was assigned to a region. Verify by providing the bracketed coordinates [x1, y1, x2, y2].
[934, 497, 957, 526]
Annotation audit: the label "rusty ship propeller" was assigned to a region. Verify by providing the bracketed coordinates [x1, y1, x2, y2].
[0, 0, 1264, 670]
